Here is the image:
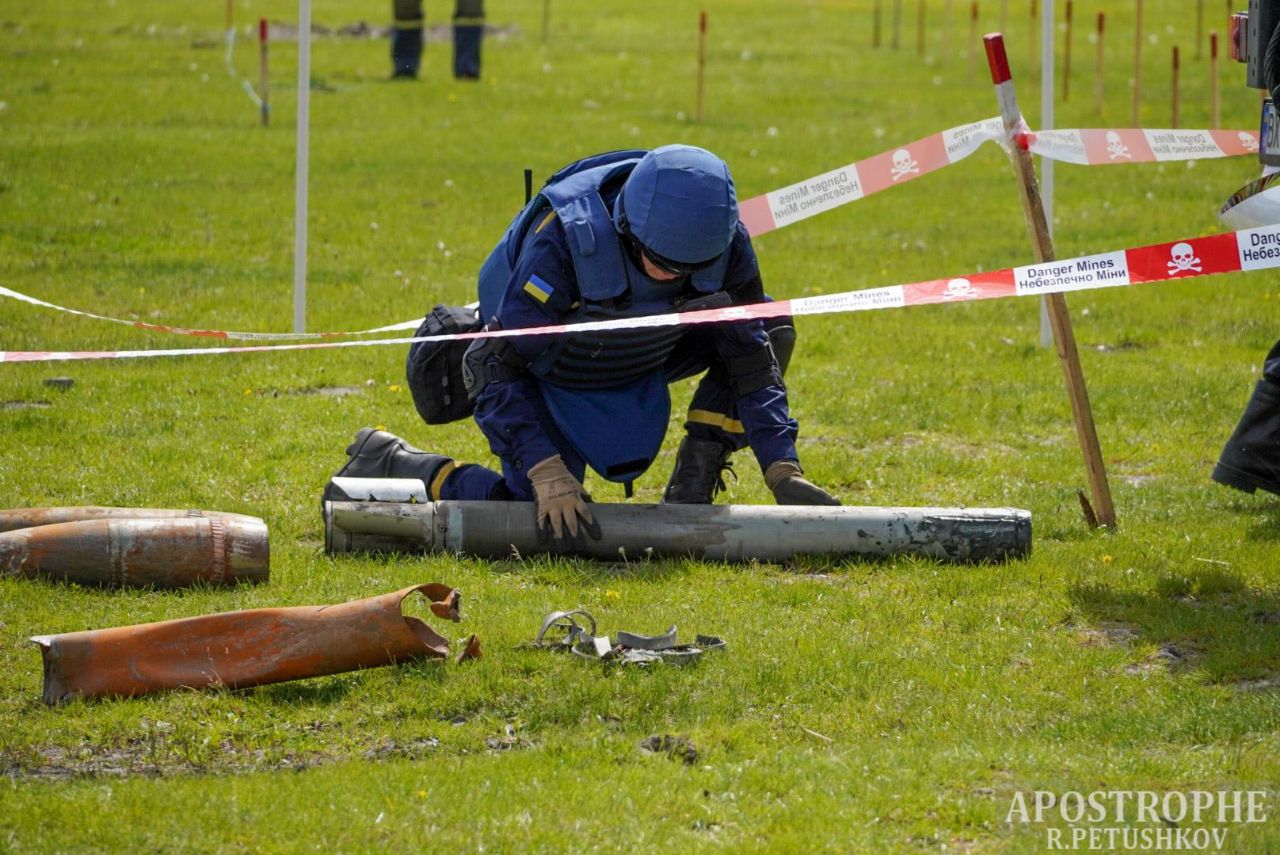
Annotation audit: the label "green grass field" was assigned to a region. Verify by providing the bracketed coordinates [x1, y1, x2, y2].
[3, 0, 1280, 851]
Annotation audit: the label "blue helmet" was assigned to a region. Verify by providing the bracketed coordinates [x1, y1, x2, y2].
[613, 144, 739, 271]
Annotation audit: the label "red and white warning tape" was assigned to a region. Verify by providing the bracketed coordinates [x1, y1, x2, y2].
[4, 222, 1277, 363]
[739, 119, 1259, 236]
[0, 119, 1260, 347]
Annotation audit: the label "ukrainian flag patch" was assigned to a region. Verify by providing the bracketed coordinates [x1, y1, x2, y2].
[522, 274, 554, 304]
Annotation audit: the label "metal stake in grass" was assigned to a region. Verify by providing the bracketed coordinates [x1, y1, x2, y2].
[1211, 30, 1220, 128]
[696, 11, 707, 122]
[1062, 0, 1073, 101]
[984, 32, 1118, 529]
[258, 18, 269, 127]
[1094, 12, 1105, 115]
[1133, 0, 1144, 126]
[1172, 45, 1181, 128]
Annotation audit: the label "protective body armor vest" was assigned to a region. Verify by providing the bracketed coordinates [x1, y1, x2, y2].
[474, 151, 734, 484]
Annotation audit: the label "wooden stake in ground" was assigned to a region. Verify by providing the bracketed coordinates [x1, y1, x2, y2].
[969, 1, 980, 80]
[696, 11, 707, 122]
[984, 32, 1118, 529]
[1094, 12, 1105, 115]
[1172, 45, 1180, 128]
[1063, 0, 1073, 101]
[893, 0, 903, 48]
[1211, 31, 1220, 128]
[918, 0, 927, 55]
[1133, 0, 1144, 126]
[258, 18, 269, 127]
[874, 0, 883, 47]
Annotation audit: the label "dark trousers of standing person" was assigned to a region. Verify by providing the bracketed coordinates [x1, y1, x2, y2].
[392, 0, 424, 78]
[453, 0, 483, 79]
[1213, 337, 1280, 498]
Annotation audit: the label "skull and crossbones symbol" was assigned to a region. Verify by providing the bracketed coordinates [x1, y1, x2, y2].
[890, 149, 919, 181]
[942, 278, 978, 300]
[1105, 131, 1132, 160]
[1240, 131, 1260, 152]
[1167, 242, 1202, 275]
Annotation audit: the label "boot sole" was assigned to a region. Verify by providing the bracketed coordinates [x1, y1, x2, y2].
[1212, 461, 1280, 498]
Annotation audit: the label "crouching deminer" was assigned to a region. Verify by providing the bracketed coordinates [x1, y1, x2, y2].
[332, 145, 839, 550]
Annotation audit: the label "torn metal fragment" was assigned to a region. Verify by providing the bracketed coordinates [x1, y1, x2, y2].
[0, 516, 268, 588]
[31, 583, 465, 704]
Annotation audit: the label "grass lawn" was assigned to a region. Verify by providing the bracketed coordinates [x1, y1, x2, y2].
[2, 0, 1279, 851]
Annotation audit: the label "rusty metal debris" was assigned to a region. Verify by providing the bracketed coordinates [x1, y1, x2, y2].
[31, 583, 471, 704]
[533, 609, 724, 665]
[0, 515, 269, 588]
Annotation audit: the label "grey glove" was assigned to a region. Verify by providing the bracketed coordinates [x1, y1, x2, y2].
[764, 460, 841, 506]
[528, 454, 602, 552]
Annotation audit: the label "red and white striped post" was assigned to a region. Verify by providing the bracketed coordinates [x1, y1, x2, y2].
[696, 11, 707, 122]
[984, 32, 1117, 529]
[1211, 31, 1220, 128]
[258, 18, 269, 127]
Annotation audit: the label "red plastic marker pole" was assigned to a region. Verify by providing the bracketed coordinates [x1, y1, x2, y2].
[984, 32, 1117, 529]
[696, 11, 706, 122]
[258, 17, 269, 127]
[1062, 0, 1073, 101]
[1133, 0, 1144, 126]
[1171, 45, 1180, 128]
[1211, 31, 1220, 128]
[1094, 12, 1105, 115]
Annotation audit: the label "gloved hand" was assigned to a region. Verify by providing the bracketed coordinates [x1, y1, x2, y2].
[764, 460, 841, 506]
[528, 454, 602, 552]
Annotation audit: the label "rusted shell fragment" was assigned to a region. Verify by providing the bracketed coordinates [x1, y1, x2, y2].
[31, 583, 463, 704]
[0, 506, 260, 534]
[0, 516, 269, 588]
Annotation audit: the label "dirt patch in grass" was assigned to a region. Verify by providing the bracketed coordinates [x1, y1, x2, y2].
[639, 734, 699, 765]
[1073, 621, 1139, 647]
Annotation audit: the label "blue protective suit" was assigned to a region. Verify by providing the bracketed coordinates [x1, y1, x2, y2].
[444, 153, 799, 502]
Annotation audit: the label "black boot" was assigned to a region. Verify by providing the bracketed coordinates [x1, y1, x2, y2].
[324, 428, 455, 500]
[662, 437, 734, 504]
[1212, 378, 1280, 497]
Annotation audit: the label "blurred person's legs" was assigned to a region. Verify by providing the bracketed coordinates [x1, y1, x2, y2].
[1213, 338, 1280, 497]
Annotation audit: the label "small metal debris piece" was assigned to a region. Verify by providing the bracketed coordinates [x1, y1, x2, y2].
[31, 583, 469, 704]
[0, 515, 269, 588]
[638, 734, 699, 765]
[533, 610, 725, 665]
